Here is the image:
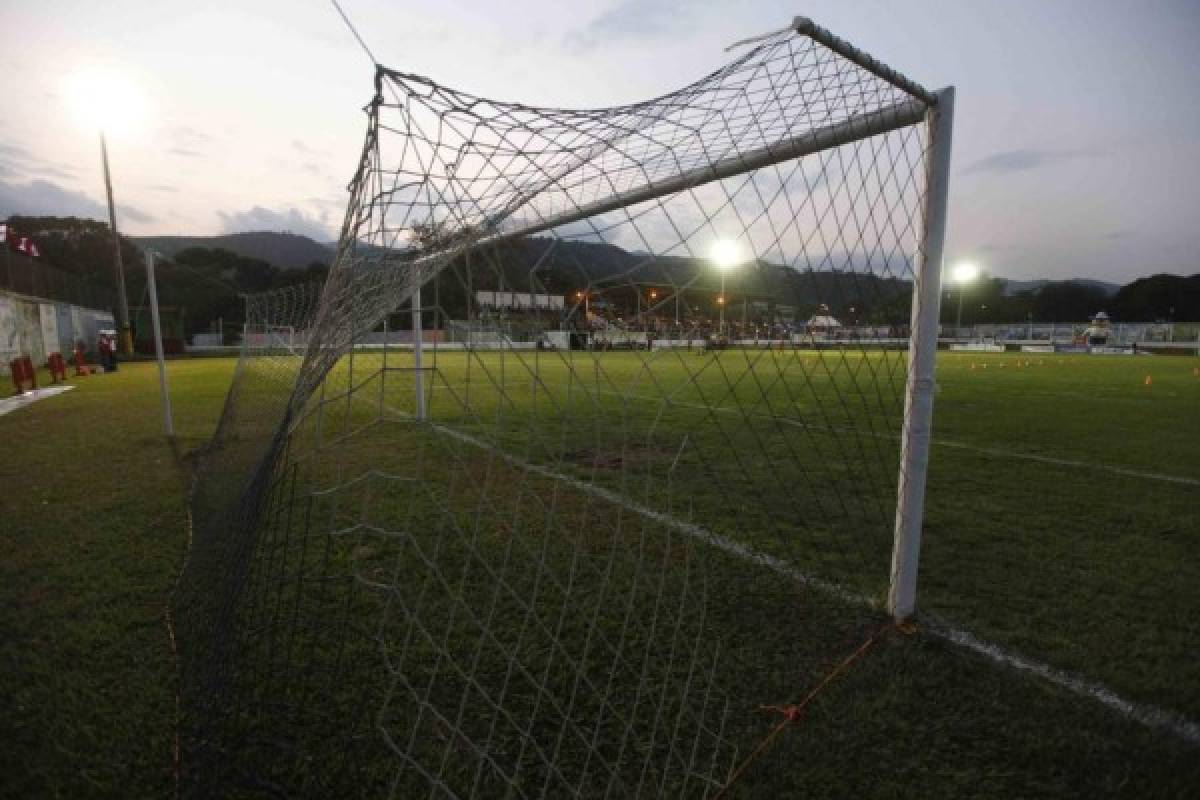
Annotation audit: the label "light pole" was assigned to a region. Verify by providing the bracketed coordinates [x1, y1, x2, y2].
[101, 133, 134, 356]
[717, 286, 725, 334]
[66, 70, 143, 357]
[709, 238, 742, 337]
[950, 262, 979, 337]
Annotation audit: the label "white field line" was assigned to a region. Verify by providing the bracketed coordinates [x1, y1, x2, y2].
[427, 421, 874, 610]
[410, 413, 1200, 747]
[929, 439, 1200, 487]
[423, 381, 1200, 488]
[0, 385, 74, 417]
[921, 618, 1200, 746]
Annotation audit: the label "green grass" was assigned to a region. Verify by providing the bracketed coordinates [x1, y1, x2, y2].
[2, 350, 1198, 797]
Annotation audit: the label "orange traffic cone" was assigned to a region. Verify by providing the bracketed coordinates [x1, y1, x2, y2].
[1144, 374, 1152, 386]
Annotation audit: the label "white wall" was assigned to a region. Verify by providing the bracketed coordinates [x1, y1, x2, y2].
[0, 289, 114, 375]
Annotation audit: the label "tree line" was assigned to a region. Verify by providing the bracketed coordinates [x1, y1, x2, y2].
[10, 216, 329, 342]
[939, 273, 1200, 326]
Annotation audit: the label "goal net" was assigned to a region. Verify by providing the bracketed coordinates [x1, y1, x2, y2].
[178, 17, 949, 797]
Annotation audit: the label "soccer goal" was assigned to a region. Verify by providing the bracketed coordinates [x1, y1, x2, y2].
[179, 17, 952, 797]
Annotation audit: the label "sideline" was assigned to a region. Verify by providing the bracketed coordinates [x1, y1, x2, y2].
[0, 385, 75, 417]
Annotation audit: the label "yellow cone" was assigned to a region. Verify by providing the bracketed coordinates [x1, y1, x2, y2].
[1144, 374, 1153, 386]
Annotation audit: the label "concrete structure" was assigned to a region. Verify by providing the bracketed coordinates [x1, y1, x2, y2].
[0, 288, 114, 375]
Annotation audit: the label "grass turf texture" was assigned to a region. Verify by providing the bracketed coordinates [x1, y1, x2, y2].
[2, 351, 1198, 797]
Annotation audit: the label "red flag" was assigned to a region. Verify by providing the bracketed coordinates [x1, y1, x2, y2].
[16, 236, 40, 257]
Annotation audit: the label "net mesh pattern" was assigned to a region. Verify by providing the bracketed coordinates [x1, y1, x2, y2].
[178, 25, 933, 798]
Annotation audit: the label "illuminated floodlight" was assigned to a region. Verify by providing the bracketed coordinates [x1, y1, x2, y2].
[64, 69, 146, 136]
[709, 238, 743, 270]
[951, 262, 979, 285]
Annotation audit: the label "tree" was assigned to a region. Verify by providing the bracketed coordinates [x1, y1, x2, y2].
[1110, 274, 1200, 321]
[1032, 281, 1110, 322]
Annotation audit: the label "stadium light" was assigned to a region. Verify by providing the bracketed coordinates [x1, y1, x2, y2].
[710, 238, 744, 334]
[709, 238, 743, 270]
[65, 69, 146, 136]
[64, 68, 146, 357]
[950, 261, 980, 335]
[951, 262, 979, 285]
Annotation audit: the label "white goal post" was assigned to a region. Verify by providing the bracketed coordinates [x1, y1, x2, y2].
[401, 16, 956, 621]
[181, 15, 957, 795]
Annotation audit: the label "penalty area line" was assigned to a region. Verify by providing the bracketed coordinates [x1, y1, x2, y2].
[413, 413, 1200, 747]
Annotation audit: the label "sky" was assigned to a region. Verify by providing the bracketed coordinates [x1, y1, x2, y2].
[1, 0, 1197, 283]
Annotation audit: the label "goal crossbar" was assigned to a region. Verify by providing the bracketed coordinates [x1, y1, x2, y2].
[488, 97, 931, 245]
[792, 17, 937, 105]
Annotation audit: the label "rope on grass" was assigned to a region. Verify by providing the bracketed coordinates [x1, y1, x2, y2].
[713, 622, 898, 799]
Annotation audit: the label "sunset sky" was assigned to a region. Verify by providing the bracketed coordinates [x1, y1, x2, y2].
[1, 0, 1197, 283]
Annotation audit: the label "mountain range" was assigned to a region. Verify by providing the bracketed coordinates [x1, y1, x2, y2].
[133, 231, 335, 271]
[130, 232, 1127, 300]
[1000, 278, 1121, 297]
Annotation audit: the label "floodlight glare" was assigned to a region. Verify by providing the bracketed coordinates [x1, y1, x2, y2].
[64, 69, 146, 136]
[951, 262, 979, 285]
[709, 238, 743, 270]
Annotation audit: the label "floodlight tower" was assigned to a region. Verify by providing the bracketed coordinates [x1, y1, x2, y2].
[101, 134, 134, 356]
[710, 239, 741, 335]
[950, 262, 979, 335]
[66, 70, 143, 356]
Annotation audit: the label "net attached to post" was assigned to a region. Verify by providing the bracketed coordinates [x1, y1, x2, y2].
[178, 20, 936, 798]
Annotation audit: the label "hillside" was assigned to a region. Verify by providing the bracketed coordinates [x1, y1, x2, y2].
[1000, 278, 1120, 297]
[133, 231, 333, 270]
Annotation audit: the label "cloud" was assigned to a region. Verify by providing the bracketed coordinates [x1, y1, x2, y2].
[0, 142, 78, 182]
[0, 143, 33, 160]
[566, 0, 709, 48]
[962, 148, 1089, 176]
[217, 205, 334, 241]
[168, 147, 203, 158]
[291, 139, 326, 156]
[164, 125, 214, 147]
[0, 178, 155, 224]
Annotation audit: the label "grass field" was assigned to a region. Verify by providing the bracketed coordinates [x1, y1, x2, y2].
[2, 349, 1198, 798]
